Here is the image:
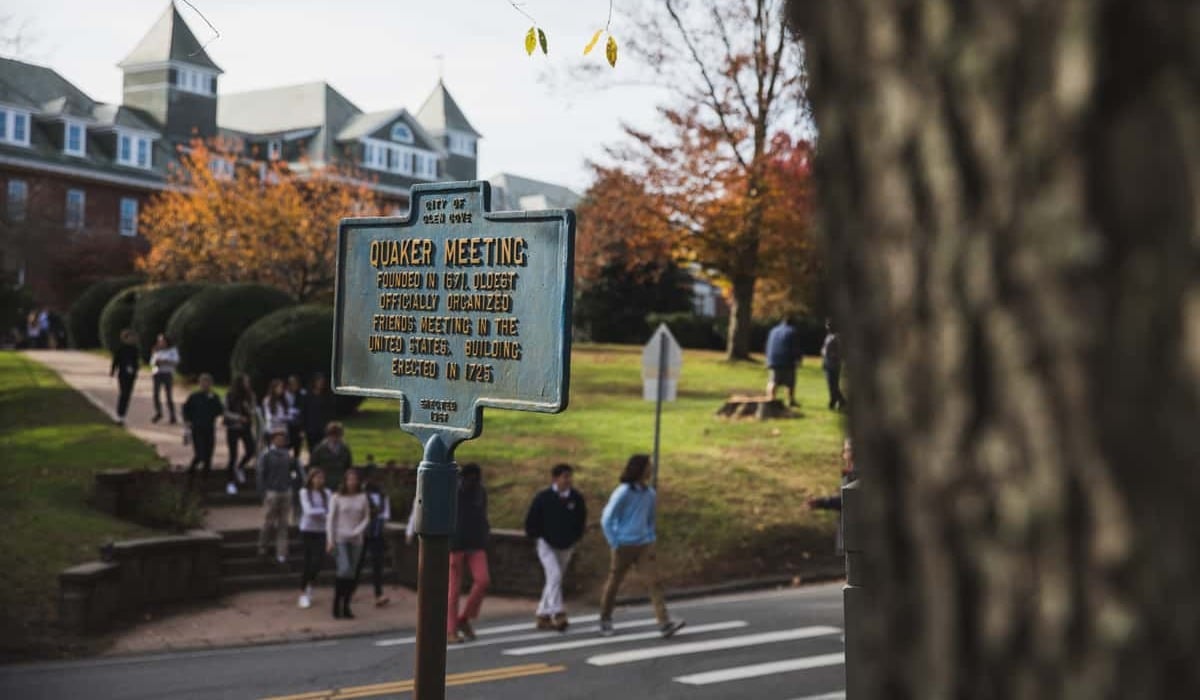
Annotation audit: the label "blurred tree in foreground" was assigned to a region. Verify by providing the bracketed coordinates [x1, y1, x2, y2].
[790, 0, 1200, 696]
[139, 140, 380, 302]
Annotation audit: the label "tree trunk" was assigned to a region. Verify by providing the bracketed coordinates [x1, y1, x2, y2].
[791, 0, 1199, 697]
[726, 274, 756, 360]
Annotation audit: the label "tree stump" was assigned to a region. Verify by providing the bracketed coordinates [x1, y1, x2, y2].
[715, 395, 793, 420]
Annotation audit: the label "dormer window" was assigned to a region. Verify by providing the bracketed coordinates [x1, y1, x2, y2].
[169, 66, 217, 96]
[447, 130, 476, 157]
[390, 123, 414, 144]
[64, 121, 86, 157]
[117, 131, 154, 169]
[0, 107, 31, 147]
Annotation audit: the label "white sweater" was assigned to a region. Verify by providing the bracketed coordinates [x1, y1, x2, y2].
[299, 488, 333, 533]
[150, 347, 180, 375]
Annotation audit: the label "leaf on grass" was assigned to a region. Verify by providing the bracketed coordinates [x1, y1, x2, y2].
[525, 26, 537, 56]
[583, 29, 604, 55]
[605, 35, 618, 67]
[537, 27, 548, 55]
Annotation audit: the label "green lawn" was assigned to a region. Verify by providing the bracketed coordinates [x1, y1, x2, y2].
[0, 352, 163, 659]
[344, 344, 846, 591]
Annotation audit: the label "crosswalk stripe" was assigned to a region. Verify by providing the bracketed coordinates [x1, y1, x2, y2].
[674, 652, 845, 685]
[587, 625, 842, 667]
[374, 615, 607, 646]
[787, 692, 846, 700]
[449, 619, 661, 651]
[503, 621, 749, 656]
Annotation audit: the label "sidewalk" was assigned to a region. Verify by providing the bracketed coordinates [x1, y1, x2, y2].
[102, 587, 536, 656]
[24, 350, 226, 469]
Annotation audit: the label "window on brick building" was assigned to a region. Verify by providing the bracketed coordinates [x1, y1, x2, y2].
[119, 197, 138, 237]
[65, 189, 85, 229]
[6, 180, 27, 222]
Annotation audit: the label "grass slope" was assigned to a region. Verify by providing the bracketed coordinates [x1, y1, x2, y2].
[345, 344, 845, 592]
[0, 352, 163, 659]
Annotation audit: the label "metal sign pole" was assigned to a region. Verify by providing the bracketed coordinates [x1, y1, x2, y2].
[412, 434, 458, 700]
[652, 332, 667, 490]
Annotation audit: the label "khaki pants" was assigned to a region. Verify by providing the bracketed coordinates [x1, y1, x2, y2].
[599, 543, 668, 624]
[258, 490, 291, 559]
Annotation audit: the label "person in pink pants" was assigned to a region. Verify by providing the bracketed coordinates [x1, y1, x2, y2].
[447, 463, 490, 643]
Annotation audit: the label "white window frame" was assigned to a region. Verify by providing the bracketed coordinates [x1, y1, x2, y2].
[0, 107, 32, 147]
[209, 157, 235, 181]
[116, 131, 154, 169]
[64, 121, 87, 156]
[390, 123, 414, 144]
[267, 139, 282, 160]
[7, 179, 27, 222]
[173, 66, 217, 96]
[119, 197, 138, 237]
[65, 188, 85, 230]
[447, 130, 476, 157]
[362, 138, 439, 180]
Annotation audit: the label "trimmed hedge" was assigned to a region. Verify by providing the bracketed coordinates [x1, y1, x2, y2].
[166, 284, 295, 381]
[99, 285, 145, 352]
[230, 305, 363, 416]
[131, 283, 209, 361]
[67, 276, 142, 349]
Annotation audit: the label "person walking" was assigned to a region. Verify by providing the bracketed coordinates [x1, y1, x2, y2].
[448, 463, 490, 644]
[356, 465, 392, 608]
[257, 427, 298, 565]
[298, 467, 332, 609]
[110, 328, 140, 425]
[25, 311, 42, 349]
[148, 334, 179, 424]
[303, 373, 338, 456]
[326, 468, 370, 619]
[765, 317, 800, 406]
[262, 379, 290, 437]
[309, 421, 353, 492]
[182, 373, 223, 476]
[285, 375, 306, 460]
[524, 463, 587, 631]
[598, 454, 685, 639]
[821, 319, 847, 411]
[223, 374, 257, 494]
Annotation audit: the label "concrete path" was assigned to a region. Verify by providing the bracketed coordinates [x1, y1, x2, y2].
[24, 350, 226, 469]
[24, 350, 247, 530]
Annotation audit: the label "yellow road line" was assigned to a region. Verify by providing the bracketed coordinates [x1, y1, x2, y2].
[262, 663, 566, 700]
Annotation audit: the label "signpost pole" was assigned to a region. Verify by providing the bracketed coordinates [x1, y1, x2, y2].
[412, 434, 459, 700]
[652, 332, 667, 490]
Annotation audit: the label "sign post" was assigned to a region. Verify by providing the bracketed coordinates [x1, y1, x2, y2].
[642, 324, 682, 490]
[333, 181, 574, 700]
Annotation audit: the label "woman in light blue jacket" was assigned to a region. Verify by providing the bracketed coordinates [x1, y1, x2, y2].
[598, 454, 684, 639]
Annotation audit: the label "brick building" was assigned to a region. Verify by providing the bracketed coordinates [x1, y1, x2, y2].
[0, 2, 482, 307]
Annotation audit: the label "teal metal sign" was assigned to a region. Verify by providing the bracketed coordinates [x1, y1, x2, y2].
[332, 180, 574, 444]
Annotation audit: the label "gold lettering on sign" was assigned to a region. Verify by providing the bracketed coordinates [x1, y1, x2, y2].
[391, 358, 439, 378]
[465, 339, 523, 360]
[368, 335, 405, 354]
[446, 293, 513, 313]
[419, 316, 474, 335]
[372, 315, 416, 333]
[443, 237, 527, 267]
[369, 239, 435, 268]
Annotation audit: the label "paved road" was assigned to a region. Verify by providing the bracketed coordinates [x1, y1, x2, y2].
[0, 584, 846, 700]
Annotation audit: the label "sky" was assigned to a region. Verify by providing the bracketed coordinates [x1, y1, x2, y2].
[0, 0, 669, 192]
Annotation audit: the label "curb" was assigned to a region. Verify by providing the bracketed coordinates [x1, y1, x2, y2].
[613, 568, 845, 608]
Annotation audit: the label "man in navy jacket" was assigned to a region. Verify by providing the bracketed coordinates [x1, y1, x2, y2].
[524, 463, 587, 631]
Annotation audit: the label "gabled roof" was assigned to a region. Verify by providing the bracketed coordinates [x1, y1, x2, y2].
[415, 80, 481, 138]
[489, 172, 581, 210]
[0, 56, 93, 115]
[218, 82, 356, 134]
[336, 108, 444, 153]
[91, 104, 160, 133]
[119, 2, 222, 73]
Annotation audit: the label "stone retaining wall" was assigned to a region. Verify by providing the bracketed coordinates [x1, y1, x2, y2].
[59, 531, 223, 635]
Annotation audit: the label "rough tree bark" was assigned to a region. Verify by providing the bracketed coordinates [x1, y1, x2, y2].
[790, 0, 1199, 697]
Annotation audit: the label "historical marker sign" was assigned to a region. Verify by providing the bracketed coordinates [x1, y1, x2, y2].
[333, 180, 574, 441]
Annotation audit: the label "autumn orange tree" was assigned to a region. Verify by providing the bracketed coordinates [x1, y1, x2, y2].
[139, 139, 380, 302]
[582, 0, 808, 359]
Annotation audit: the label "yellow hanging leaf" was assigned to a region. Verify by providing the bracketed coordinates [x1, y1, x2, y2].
[605, 35, 618, 67]
[537, 27, 548, 54]
[583, 29, 604, 55]
[524, 26, 537, 56]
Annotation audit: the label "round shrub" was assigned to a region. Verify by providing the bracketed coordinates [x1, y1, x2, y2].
[131, 283, 209, 360]
[67, 276, 142, 349]
[230, 305, 363, 417]
[99, 285, 146, 352]
[166, 284, 295, 382]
